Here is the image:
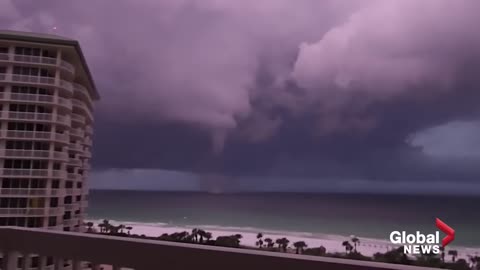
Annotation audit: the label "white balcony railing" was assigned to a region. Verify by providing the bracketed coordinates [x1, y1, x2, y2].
[73, 83, 93, 106]
[2, 149, 50, 158]
[71, 113, 86, 124]
[70, 128, 84, 138]
[0, 188, 49, 196]
[0, 52, 9, 60]
[85, 125, 93, 135]
[0, 52, 75, 72]
[48, 207, 65, 215]
[57, 96, 73, 108]
[68, 158, 83, 166]
[0, 169, 49, 177]
[4, 111, 53, 121]
[69, 143, 83, 152]
[0, 208, 45, 216]
[60, 60, 75, 74]
[11, 74, 55, 85]
[0, 149, 68, 160]
[3, 130, 49, 140]
[56, 114, 71, 125]
[0, 227, 433, 270]
[8, 92, 54, 103]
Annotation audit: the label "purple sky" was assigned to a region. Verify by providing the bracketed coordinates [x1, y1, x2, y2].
[2, 0, 480, 193]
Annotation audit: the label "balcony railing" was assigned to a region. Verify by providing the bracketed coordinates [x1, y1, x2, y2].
[0, 208, 46, 216]
[3, 111, 53, 122]
[0, 188, 49, 196]
[71, 113, 86, 124]
[0, 52, 75, 74]
[11, 74, 55, 85]
[0, 227, 435, 270]
[0, 169, 49, 177]
[70, 128, 84, 138]
[73, 83, 93, 106]
[85, 125, 93, 135]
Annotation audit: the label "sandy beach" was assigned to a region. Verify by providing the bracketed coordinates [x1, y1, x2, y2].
[88, 219, 480, 261]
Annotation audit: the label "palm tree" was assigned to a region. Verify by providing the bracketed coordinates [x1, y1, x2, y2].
[293, 241, 308, 254]
[275, 238, 289, 252]
[85, 222, 94, 232]
[205, 232, 212, 242]
[342, 241, 353, 254]
[351, 236, 360, 253]
[448, 250, 458, 262]
[276, 238, 283, 250]
[439, 247, 445, 262]
[191, 228, 199, 242]
[256, 233, 264, 248]
[264, 238, 274, 248]
[101, 219, 111, 233]
[197, 229, 207, 243]
[126, 226, 132, 235]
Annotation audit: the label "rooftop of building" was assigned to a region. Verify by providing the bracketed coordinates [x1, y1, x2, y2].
[0, 30, 100, 100]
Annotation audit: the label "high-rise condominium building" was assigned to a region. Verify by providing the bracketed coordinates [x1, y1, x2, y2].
[0, 30, 99, 232]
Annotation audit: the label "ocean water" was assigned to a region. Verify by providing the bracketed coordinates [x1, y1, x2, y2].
[87, 190, 480, 248]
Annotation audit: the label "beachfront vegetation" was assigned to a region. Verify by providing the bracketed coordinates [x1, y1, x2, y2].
[88, 220, 479, 270]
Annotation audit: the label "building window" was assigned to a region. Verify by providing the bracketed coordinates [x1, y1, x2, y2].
[27, 217, 43, 228]
[50, 198, 58, 207]
[0, 47, 8, 54]
[65, 181, 73, 189]
[48, 216, 57, 226]
[52, 180, 60, 189]
[64, 196, 72, 205]
[63, 211, 71, 220]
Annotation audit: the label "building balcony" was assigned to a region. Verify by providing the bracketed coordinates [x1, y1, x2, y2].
[83, 137, 93, 146]
[0, 92, 72, 110]
[73, 82, 93, 107]
[0, 227, 435, 270]
[63, 203, 77, 211]
[48, 207, 65, 215]
[0, 73, 74, 94]
[0, 169, 49, 178]
[70, 128, 84, 139]
[0, 208, 47, 216]
[0, 111, 71, 126]
[0, 130, 69, 144]
[67, 173, 82, 181]
[67, 158, 82, 167]
[71, 113, 86, 125]
[51, 170, 67, 179]
[69, 143, 83, 153]
[63, 218, 79, 227]
[0, 52, 75, 74]
[85, 125, 93, 135]
[0, 149, 68, 161]
[0, 188, 52, 197]
[72, 99, 93, 121]
[81, 149, 92, 159]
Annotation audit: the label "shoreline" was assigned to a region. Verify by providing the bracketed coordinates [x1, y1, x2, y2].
[87, 219, 480, 261]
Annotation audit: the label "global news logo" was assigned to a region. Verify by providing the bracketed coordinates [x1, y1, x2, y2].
[389, 218, 455, 255]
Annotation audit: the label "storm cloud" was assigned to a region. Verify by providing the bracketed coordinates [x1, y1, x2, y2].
[3, 0, 480, 190]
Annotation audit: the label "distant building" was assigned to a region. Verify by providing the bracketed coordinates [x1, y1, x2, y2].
[0, 30, 99, 232]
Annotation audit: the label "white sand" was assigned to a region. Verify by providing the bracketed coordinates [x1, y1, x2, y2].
[88, 219, 480, 261]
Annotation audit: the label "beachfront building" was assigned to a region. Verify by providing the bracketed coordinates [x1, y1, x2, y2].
[0, 30, 99, 233]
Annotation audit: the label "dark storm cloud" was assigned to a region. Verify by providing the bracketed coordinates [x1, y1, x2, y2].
[3, 0, 480, 184]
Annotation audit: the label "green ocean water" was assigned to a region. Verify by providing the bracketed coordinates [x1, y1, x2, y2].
[87, 190, 480, 248]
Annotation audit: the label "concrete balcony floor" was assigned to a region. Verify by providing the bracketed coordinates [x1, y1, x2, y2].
[0, 227, 440, 270]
